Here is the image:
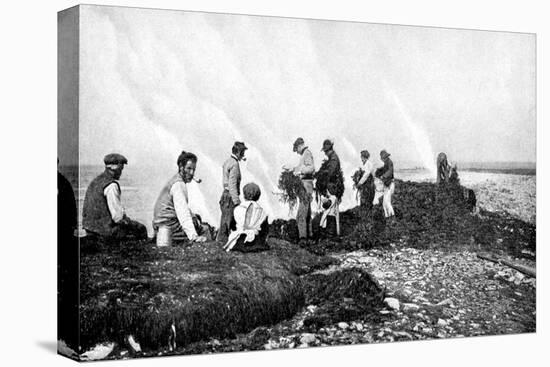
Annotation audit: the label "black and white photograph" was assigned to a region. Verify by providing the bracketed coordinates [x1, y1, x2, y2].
[55, 4, 539, 362]
[2, 3, 544, 367]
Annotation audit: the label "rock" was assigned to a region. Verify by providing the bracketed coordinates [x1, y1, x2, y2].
[437, 319, 447, 327]
[402, 303, 420, 312]
[338, 322, 350, 330]
[126, 335, 141, 353]
[80, 342, 115, 361]
[384, 297, 400, 310]
[300, 333, 317, 345]
[393, 331, 413, 339]
[436, 298, 452, 306]
[356, 323, 364, 331]
[306, 305, 318, 313]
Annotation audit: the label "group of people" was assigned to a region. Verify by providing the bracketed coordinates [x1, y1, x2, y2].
[356, 149, 396, 219]
[79, 139, 397, 251]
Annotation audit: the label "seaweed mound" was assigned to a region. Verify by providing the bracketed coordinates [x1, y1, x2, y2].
[79, 238, 336, 353]
[302, 268, 385, 329]
[270, 180, 535, 258]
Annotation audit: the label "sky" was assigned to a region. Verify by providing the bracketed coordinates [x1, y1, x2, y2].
[63, 5, 536, 224]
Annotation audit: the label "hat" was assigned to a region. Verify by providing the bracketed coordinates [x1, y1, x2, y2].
[104, 153, 128, 165]
[293, 137, 305, 152]
[380, 150, 391, 160]
[321, 139, 334, 152]
[233, 141, 248, 151]
[243, 182, 261, 201]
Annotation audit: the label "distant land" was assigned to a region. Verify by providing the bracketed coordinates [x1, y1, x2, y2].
[397, 161, 536, 176]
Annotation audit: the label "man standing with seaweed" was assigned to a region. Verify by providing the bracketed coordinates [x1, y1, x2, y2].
[316, 139, 344, 236]
[289, 137, 315, 243]
[216, 141, 248, 242]
[356, 149, 376, 209]
[374, 149, 395, 220]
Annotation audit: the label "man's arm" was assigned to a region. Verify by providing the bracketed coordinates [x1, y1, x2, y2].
[228, 163, 241, 205]
[104, 182, 125, 223]
[357, 161, 373, 186]
[171, 182, 198, 241]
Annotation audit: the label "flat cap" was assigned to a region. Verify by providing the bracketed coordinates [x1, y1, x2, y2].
[104, 153, 128, 165]
[293, 137, 305, 152]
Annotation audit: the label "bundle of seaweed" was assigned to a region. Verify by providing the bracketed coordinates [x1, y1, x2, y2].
[314, 161, 345, 199]
[277, 170, 307, 210]
[351, 168, 372, 203]
[351, 168, 364, 188]
[302, 268, 385, 329]
[79, 238, 334, 353]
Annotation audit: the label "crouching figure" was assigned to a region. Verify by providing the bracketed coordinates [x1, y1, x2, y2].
[223, 182, 269, 253]
[153, 151, 210, 246]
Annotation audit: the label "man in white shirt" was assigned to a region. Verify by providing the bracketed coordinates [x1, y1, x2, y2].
[357, 150, 375, 209]
[290, 137, 315, 242]
[82, 153, 148, 240]
[153, 151, 208, 244]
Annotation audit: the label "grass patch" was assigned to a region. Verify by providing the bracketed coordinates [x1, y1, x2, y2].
[79, 238, 336, 352]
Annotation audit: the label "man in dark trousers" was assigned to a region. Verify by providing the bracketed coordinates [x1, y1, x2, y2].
[316, 139, 344, 236]
[82, 153, 148, 241]
[216, 142, 247, 242]
[357, 149, 375, 209]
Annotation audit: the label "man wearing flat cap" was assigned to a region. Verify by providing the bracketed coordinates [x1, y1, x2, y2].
[288, 137, 315, 242]
[82, 153, 148, 241]
[316, 139, 344, 236]
[373, 149, 395, 219]
[216, 141, 247, 242]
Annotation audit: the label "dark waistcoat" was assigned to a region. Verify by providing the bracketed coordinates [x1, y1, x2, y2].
[82, 171, 118, 235]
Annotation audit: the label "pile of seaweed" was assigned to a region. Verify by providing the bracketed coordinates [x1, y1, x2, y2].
[270, 180, 535, 259]
[79, 238, 336, 353]
[302, 268, 386, 330]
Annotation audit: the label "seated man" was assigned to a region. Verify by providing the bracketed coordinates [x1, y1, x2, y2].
[153, 151, 209, 245]
[82, 153, 148, 241]
[223, 182, 269, 253]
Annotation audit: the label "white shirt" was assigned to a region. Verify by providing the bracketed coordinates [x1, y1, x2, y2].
[170, 181, 198, 241]
[104, 182, 125, 223]
[358, 159, 375, 186]
[223, 201, 267, 252]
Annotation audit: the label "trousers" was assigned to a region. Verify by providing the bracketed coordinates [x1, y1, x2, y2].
[216, 190, 236, 242]
[296, 180, 313, 239]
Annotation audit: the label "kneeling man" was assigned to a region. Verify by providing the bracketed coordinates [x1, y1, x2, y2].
[153, 151, 209, 244]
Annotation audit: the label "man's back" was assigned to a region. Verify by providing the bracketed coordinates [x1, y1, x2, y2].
[82, 171, 117, 235]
